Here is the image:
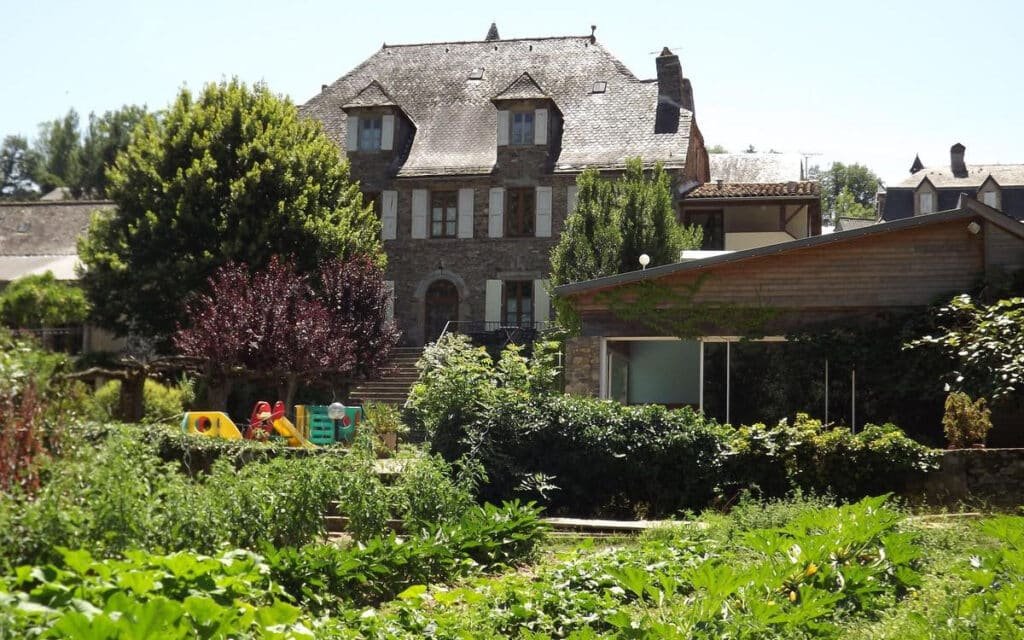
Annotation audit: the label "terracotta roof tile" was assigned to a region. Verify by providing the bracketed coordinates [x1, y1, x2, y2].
[686, 181, 819, 199]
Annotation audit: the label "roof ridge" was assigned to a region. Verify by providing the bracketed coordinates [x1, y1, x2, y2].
[0, 199, 113, 207]
[380, 34, 595, 48]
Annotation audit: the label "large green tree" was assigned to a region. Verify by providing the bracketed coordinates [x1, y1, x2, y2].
[549, 169, 620, 287]
[78, 79, 381, 342]
[25, 110, 82, 195]
[0, 135, 35, 199]
[0, 272, 89, 328]
[76, 106, 149, 198]
[819, 162, 882, 218]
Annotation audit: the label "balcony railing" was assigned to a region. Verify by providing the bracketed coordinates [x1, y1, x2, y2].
[438, 320, 554, 348]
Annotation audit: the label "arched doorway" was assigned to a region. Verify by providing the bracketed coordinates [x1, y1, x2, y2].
[424, 279, 459, 341]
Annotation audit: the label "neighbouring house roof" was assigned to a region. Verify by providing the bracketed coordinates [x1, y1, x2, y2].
[834, 216, 877, 232]
[893, 164, 1024, 189]
[555, 197, 1024, 297]
[0, 200, 111, 282]
[685, 181, 818, 199]
[301, 35, 695, 176]
[708, 153, 804, 183]
[341, 80, 399, 110]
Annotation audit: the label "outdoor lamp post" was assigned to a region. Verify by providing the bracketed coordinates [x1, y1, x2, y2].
[639, 254, 650, 270]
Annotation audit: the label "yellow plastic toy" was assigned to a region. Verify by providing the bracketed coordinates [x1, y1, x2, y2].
[181, 411, 243, 439]
[181, 401, 316, 449]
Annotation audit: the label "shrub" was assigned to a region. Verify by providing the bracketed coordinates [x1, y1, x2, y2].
[942, 391, 992, 448]
[91, 378, 192, 424]
[390, 448, 479, 533]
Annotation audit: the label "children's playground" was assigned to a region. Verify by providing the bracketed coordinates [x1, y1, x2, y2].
[182, 400, 362, 449]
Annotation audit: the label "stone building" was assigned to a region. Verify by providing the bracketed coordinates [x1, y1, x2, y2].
[301, 25, 709, 346]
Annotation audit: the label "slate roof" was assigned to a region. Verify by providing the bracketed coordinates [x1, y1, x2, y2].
[341, 81, 398, 110]
[0, 200, 111, 282]
[834, 216, 877, 232]
[709, 153, 804, 183]
[686, 181, 818, 199]
[893, 164, 1024, 189]
[301, 35, 695, 176]
[492, 72, 550, 102]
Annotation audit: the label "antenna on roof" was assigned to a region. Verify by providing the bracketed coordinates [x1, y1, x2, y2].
[590, 25, 597, 43]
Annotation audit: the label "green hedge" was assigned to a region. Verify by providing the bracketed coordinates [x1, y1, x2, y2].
[409, 336, 938, 517]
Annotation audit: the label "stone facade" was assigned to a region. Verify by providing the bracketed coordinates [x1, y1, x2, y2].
[564, 336, 601, 396]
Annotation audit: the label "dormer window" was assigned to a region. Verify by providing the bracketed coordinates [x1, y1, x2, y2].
[509, 111, 535, 146]
[919, 191, 934, 214]
[358, 116, 383, 151]
[915, 179, 937, 216]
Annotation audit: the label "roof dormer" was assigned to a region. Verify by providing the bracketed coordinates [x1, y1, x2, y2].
[341, 80, 412, 153]
[491, 72, 559, 147]
[978, 175, 1002, 210]
[915, 176, 937, 216]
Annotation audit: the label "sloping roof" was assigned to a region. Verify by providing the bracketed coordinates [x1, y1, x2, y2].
[708, 153, 804, 183]
[686, 181, 818, 199]
[555, 197, 1024, 297]
[341, 81, 398, 109]
[894, 164, 1024, 189]
[301, 35, 694, 176]
[0, 200, 109, 257]
[834, 216, 877, 232]
[492, 71, 550, 102]
[0, 255, 80, 281]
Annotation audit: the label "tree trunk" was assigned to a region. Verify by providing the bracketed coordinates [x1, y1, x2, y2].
[117, 372, 145, 422]
[205, 377, 233, 412]
[284, 375, 298, 415]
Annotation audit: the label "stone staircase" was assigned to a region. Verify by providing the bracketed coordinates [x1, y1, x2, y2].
[349, 347, 423, 406]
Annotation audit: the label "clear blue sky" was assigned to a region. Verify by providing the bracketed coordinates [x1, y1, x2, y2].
[3, 0, 1022, 184]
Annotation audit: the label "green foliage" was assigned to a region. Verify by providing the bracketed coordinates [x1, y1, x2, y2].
[78, 78, 382, 339]
[265, 500, 546, 615]
[617, 158, 690, 274]
[410, 338, 935, 516]
[725, 414, 938, 501]
[0, 134, 36, 199]
[0, 427, 343, 569]
[550, 168, 622, 286]
[909, 293, 1024, 402]
[25, 109, 82, 195]
[819, 161, 883, 217]
[706, 144, 728, 154]
[75, 105, 148, 198]
[834, 185, 876, 219]
[942, 391, 992, 448]
[0, 272, 89, 328]
[0, 548, 313, 638]
[91, 378, 193, 424]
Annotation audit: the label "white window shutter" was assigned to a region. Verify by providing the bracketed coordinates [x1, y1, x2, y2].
[485, 280, 502, 324]
[566, 185, 579, 215]
[457, 188, 474, 238]
[411, 189, 428, 239]
[533, 279, 550, 324]
[346, 115, 359, 151]
[381, 114, 395, 151]
[535, 186, 552, 237]
[384, 280, 395, 320]
[497, 110, 509, 146]
[488, 187, 505, 238]
[534, 108, 548, 145]
[381, 190, 398, 240]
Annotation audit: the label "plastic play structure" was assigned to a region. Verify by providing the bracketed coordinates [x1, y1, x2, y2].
[182, 401, 361, 448]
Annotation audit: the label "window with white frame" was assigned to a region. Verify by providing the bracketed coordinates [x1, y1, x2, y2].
[919, 191, 934, 214]
[357, 116, 382, 151]
[982, 190, 998, 208]
[509, 111, 534, 146]
[430, 191, 457, 238]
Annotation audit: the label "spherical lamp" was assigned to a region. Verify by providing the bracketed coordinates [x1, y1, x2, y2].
[639, 253, 651, 270]
[327, 402, 347, 421]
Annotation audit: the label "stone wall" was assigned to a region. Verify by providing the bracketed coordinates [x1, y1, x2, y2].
[564, 336, 601, 396]
[905, 448, 1024, 508]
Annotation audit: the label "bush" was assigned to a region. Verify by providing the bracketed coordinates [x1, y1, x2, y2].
[91, 378, 192, 424]
[942, 391, 992, 448]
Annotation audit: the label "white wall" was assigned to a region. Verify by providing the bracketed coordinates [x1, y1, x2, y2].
[724, 232, 794, 251]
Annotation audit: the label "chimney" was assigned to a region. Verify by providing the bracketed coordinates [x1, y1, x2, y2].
[681, 78, 695, 114]
[950, 143, 967, 178]
[655, 47, 684, 133]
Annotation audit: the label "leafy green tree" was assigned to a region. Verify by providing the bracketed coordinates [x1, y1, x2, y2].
[550, 169, 621, 287]
[76, 106, 148, 198]
[706, 144, 728, 154]
[78, 79, 381, 342]
[0, 135, 36, 199]
[25, 109, 82, 194]
[0, 272, 89, 328]
[618, 158, 697, 273]
[834, 186, 876, 219]
[819, 162, 882, 217]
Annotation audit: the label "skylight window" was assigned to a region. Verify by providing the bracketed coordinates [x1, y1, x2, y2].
[469, 68, 485, 80]
[592, 81, 607, 94]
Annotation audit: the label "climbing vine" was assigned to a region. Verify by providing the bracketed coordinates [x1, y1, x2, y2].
[593, 274, 780, 340]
